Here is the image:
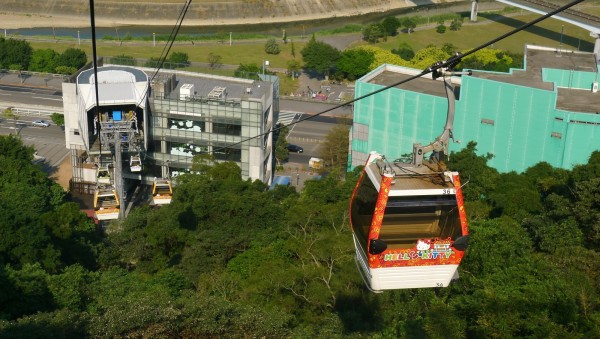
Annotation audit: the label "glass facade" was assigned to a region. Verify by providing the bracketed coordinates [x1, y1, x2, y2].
[150, 94, 266, 180]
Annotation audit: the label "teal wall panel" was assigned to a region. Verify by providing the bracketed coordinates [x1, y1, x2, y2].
[352, 64, 600, 173]
[542, 67, 600, 89]
[562, 114, 600, 167]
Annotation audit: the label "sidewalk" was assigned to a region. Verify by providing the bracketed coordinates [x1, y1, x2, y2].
[0, 70, 66, 90]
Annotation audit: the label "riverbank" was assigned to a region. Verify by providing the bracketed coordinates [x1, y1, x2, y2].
[0, 0, 456, 29]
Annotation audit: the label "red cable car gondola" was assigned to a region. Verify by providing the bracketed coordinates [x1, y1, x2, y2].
[349, 69, 469, 292]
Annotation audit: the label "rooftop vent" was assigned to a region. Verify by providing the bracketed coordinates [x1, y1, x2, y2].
[180, 83, 195, 101]
[208, 86, 227, 99]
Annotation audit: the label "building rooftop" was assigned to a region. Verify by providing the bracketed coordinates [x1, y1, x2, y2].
[77, 66, 149, 111]
[470, 46, 600, 114]
[363, 47, 600, 115]
[364, 65, 453, 98]
[158, 71, 271, 101]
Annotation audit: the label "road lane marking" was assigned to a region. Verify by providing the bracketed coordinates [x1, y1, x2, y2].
[32, 96, 62, 101]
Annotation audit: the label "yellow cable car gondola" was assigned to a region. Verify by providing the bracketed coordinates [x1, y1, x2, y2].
[349, 68, 470, 292]
[93, 186, 120, 220]
[151, 177, 173, 205]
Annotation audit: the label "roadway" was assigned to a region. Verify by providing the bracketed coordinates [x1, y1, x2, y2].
[0, 76, 352, 179]
[0, 84, 63, 108]
[0, 116, 70, 175]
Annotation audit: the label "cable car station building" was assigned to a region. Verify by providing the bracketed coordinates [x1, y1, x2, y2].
[62, 65, 276, 216]
[350, 45, 600, 173]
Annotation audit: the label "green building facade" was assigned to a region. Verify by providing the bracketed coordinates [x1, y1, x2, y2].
[350, 47, 600, 173]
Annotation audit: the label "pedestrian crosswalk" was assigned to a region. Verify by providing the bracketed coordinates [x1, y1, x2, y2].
[278, 110, 303, 126]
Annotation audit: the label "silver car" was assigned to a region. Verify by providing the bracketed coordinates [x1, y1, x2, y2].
[32, 120, 50, 127]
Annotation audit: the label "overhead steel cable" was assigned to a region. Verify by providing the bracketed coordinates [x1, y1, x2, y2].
[206, 0, 585, 156]
[149, 0, 192, 83]
[134, 0, 192, 110]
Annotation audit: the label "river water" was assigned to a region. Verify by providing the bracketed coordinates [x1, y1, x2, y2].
[2, 2, 481, 39]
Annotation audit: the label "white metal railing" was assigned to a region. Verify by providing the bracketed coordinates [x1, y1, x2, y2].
[1, 106, 57, 117]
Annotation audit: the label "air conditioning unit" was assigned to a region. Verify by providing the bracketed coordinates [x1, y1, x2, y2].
[592, 82, 598, 93]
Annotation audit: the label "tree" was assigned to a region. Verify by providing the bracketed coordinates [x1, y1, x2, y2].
[410, 46, 450, 69]
[234, 63, 261, 79]
[274, 123, 290, 166]
[381, 16, 401, 36]
[54, 66, 77, 75]
[436, 24, 447, 34]
[488, 171, 543, 220]
[286, 59, 302, 79]
[441, 43, 458, 55]
[391, 42, 415, 61]
[207, 53, 222, 69]
[28, 49, 59, 73]
[300, 35, 340, 77]
[460, 48, 515, 72]
[358, 46, 408, 69]
[318, 121, 350, 175]
[2, 107, 19, 134]
[362, 23, 386, 43]
[336, 49, 374, 80]
[0, 38, 33, 70]
[57, 48, 87, 70]
[50, 113, 64, 126]
[2, 264, 54, 319]
[168, 51, 190, 67]
[449, 17, 463, 31]
[265, 38, 281, 55]
[402, 17, 417, 34]
[144, 57, 161, 68]
[447, 141, 499, 202]
[572, 178, 600, 249]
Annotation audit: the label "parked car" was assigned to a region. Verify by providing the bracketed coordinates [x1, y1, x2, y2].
[32, 120, 50, 127]
[286, 144, 303, 153]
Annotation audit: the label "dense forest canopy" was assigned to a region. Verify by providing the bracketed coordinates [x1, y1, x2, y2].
[0, 134, 599, 337]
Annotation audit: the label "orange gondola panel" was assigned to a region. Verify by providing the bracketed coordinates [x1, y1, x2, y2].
[349, 152, 469, 291]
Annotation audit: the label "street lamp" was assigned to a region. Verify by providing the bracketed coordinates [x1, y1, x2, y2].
[77, 30, 80, 45]
[262, 60, 269, 75]
[559, 25, 564, 53]
[153, 33, 156, 47]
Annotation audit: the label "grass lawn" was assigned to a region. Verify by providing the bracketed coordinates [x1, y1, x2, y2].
[24, 9, 598, 95]
[361, 13, 596, 54]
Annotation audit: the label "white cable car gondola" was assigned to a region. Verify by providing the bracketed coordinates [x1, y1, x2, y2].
[130, 154, 142, 172]
[96, 166, 112, 184]
[349, 67, 470, 292]
[151, 177, 173, 205]
[93, 186, 120, 220]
